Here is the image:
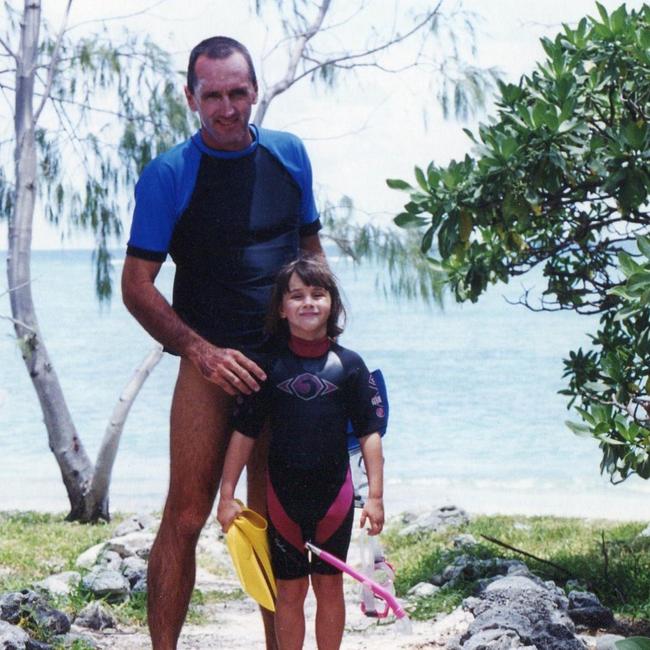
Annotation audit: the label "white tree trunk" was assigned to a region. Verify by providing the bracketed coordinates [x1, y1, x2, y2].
[85, 344, 164, 519]
[8, 0, 94, 520]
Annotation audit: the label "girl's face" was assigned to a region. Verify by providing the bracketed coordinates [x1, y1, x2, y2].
[280, 273, 332, 340]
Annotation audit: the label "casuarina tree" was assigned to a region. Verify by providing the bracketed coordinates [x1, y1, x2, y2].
[1, 0, 496, 521]
[2, 0, 192, 521]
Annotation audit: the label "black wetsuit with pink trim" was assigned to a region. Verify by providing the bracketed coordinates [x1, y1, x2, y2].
[233, 336, 386, 580]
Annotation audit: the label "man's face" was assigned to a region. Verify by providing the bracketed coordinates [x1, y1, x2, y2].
[185, 52, 258, 151]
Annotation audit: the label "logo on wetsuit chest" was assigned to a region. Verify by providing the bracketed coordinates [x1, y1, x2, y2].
[277, 373, 338, 401]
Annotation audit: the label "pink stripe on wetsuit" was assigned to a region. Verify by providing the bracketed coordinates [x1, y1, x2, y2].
[267, 467, 354, 552]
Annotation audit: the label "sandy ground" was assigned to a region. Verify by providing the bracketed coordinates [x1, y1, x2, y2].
[93, 593, 460, 650]
[80, 519, 466, 649]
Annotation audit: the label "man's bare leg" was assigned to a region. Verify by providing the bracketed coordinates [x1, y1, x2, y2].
[148, 359, 233, 650]
[247, 424, 278, 650]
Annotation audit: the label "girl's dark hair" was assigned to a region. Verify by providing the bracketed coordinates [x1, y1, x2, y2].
[266, 255, 346, 340]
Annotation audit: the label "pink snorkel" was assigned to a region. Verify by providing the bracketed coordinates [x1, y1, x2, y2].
[305, 541, 412, 634]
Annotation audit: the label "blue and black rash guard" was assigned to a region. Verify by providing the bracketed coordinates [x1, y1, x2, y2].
[126, 125, 321, 351]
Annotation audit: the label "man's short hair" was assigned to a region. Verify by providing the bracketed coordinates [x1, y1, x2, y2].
[187, 36, 257, 93]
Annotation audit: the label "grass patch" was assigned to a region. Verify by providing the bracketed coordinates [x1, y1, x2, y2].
[0, 511, 123, 592]
[383, 514, 650, 621]
[5, 510, 649, 632]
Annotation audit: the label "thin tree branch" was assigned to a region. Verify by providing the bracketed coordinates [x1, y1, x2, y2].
[0, 81, 158, 123]
[65, 0, 169, 33]
[290, 2, 443, 88]
[33, 0, 72, 125]
[0, 278, 32, 298]
[480, 534, 574, 578]
[0, 35, 18, 61]
[0, 313, 37, 333]
[256, 0, 332, 123]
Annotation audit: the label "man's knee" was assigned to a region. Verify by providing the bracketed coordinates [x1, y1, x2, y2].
[161, 501, 212, 540]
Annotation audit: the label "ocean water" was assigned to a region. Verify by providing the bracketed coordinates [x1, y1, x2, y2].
[2, 249, 650, 519]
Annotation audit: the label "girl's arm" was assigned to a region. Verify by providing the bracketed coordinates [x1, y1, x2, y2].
[217, 431, 256, 531]
[358, 432, 384, 535]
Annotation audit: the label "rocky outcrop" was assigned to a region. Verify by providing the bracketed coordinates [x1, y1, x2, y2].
[567, 590, 615, 629]
[74, 602, 117, 631]
[0, 620, 30, 649]
[399, 520, 618, 650]
[0, 514, 154, 649]
[399, 505, 470, 536]
[455, 574, 585, 649]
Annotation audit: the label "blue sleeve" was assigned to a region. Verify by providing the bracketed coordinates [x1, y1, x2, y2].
[258, 129, 320, 228]
[347, 355, 387, 439]
[127, 140, 200, 261]
[292, 137, 319, 227]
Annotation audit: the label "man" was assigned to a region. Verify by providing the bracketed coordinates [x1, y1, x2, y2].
[121, 36, 323, 650]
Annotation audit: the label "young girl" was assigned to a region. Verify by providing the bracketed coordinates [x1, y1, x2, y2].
[217, 255, 385, 650]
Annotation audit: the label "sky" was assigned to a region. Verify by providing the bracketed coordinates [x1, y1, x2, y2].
[0, 0, 644, 250]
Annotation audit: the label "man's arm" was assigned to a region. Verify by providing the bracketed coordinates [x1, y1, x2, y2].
[121, 255, 265, 395]
[300, 233, 324, 256]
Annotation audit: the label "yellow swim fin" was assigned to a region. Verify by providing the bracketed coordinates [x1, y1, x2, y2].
[225, 500, 277, 612]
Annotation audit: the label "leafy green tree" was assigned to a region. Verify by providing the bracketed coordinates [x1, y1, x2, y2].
[389, 3, 650, 482]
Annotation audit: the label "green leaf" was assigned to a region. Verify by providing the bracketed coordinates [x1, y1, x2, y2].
[598, 435, 626, 446]
[637, 236, 650, 261]
[421, 226, 434, 254]
[532, 102, 548, 129]
[427, 166, 441, 188]
[386, 178, 413, 190]
[618, 252, 642, 277]
[641, 288, 650, 306]
[626, 272, 650, 292]
[501, 137, 518, 158]
[566, 420, 593, 437]
[462, 128, 477, 143]
[583, 380, 610, 392]
[414, 166, 428, 192]
[394, 213, 428, 229]
[595, 2, 609, 24]
[437, 214, 459, 258]
[614, 305, 642, 322]
[623, 120, 648, 149]
[607, 286, 635, 300]
[615, 638, 650, 650]
[609, 5, 627, 33]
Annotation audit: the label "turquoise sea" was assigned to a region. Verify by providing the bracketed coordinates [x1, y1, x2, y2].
[2, 249, 650, 519]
